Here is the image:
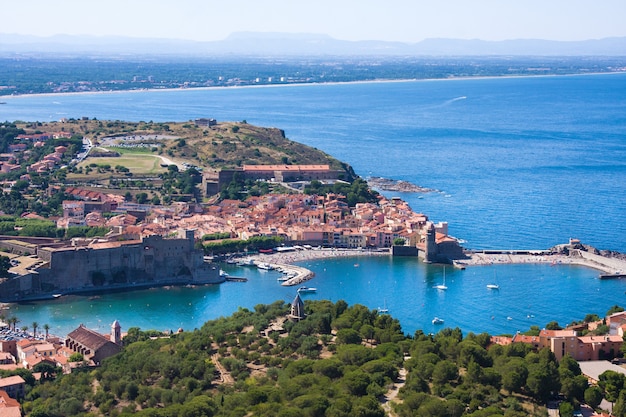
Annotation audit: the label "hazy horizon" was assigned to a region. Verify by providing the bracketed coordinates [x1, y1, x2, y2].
[4, 0, 626, 43]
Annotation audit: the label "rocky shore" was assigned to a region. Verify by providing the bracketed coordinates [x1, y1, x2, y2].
[367, 177, 437, 193]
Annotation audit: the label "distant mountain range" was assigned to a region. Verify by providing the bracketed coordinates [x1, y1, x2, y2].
[1, 32, 626, 57]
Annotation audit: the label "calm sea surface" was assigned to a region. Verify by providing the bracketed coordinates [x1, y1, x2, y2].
[2, 74, 626, 337]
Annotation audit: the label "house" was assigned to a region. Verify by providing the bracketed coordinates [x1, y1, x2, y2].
[0, 389, 21, 417]
[0, 376, 25, 399]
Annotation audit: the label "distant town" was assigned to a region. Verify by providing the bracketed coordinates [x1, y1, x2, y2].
[2, 55, 626, 96]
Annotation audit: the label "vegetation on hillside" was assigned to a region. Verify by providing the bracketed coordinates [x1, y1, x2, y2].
[0, 120, 358, 208]
[7, 301, 625, 416]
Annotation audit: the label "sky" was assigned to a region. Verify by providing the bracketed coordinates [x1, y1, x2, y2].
[4, 0, 626, 43]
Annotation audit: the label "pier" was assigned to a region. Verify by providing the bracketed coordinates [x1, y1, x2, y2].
[225, 276, 248, 282]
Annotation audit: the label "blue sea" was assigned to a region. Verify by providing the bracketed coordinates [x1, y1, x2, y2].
[2, 73, 626, 337]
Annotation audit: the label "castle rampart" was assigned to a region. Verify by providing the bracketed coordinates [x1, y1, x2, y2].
[0, 232, 223, 302]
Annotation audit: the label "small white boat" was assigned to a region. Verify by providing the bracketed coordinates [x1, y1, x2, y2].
[433, 267, 447, 290]
[487, 271, 499, 289]
[257, 262, 274, 270]
[297, 286, 317, 293]
[432, 317, 444, 325]
[219, 270, 229, 277]
[378, 299, 389, 314]
[52, 294, 62, 298]
[237, 258, 256, 266]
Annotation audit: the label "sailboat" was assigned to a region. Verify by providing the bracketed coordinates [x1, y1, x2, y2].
[486, 271, 499, 290]
[433, 267, 448, 290]
[378, 299, 389, 314]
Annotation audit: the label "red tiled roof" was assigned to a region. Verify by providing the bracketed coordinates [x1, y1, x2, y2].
[243, 164, 330, 172]
[66, 325, 111, 351]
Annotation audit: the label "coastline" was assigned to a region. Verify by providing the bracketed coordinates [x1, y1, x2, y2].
[2, 70, 624, 101]
[243, 247, 626, 279]
[459, 251, 626, 275]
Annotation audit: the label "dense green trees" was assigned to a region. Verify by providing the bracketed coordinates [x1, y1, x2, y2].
[304, 178, 379, 207]
[11, 300, 623, 416]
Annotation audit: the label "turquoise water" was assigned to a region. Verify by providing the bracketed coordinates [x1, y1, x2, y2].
[2, 73, 626, 336]
[5, 255, 621, 338]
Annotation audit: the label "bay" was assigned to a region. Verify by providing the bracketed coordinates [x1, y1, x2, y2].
[2, 73, 626, 337]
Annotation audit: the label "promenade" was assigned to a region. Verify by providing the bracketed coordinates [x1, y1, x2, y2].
[461, 251, 626, 275]
[244, 246, 626, 282]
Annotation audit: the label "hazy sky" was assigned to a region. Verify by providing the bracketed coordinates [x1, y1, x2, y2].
[4, 0, 625, 43]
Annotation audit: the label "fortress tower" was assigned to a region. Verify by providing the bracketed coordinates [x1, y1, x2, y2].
[423, 222, 437, 263]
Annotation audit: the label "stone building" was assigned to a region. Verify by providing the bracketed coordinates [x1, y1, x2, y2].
[0, 230, 223, 302]
[65, 321, 123, 365]
[0, 376, 25, 399]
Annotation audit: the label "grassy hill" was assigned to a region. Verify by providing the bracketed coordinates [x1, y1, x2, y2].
[25, 119, 353, 176]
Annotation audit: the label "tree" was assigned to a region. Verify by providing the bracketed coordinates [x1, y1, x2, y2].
[393, 238, 406, 246]
[545, 321, 562, 330]
[431, 360, 459, 385]
[599, 370, 625, 404]
[336, 329, 362, 345]
[135, 192, 148, 204]
[558, 401, 574, 417]
[607, 305, 624, 316]
[0, 255, 11, 278]
[32, 321, 38, 337]
[33, 361, 60, 381]
[584, 385, 603, 409]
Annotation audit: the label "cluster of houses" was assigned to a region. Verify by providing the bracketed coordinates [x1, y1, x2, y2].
[27, 145, 68, 174]
[55, 186, 462, 262]
[0, 129, 72, 176]
[491, 311, 626, 362]
[0, 321, 124, 414]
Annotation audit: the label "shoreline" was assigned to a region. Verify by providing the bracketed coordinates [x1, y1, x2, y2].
[243, 247, 626, 277]
[2, 71, 625, 102]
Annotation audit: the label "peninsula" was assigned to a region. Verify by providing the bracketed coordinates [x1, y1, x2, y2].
[1, 119, 625, 302]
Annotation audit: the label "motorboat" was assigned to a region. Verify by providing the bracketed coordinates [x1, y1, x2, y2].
[432, 317, 444, 325]
[297, 286, 317, 293]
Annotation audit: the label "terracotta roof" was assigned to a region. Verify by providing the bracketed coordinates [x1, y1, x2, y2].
[66, 325, 112, 351]
[243, 164, 330, 172]
[0, 376, 25, 388]
[0, 390, 20, 416]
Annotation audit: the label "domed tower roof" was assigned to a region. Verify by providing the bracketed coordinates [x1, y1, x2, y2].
[289, 293, 306, 321]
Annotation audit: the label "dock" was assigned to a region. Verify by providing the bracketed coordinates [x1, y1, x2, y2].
[225, 276, 248, 282]
[599, 273, 626, 279]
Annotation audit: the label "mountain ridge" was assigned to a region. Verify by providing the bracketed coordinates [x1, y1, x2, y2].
[2, 32, 625, 56]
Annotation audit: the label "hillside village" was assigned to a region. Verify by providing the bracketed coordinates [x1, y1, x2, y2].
[3, 120, 626, 415]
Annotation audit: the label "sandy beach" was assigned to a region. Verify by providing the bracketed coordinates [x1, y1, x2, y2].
[458, 251, 626, 275]
[243, 247, 626, 280]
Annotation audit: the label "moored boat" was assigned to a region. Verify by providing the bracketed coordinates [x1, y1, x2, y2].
[297, 286, 317, 293]
[432, 317, 444, 325]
